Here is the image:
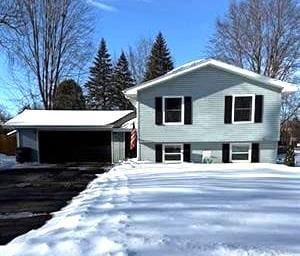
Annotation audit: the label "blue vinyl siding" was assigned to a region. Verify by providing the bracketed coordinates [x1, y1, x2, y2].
[18, 129, 39, 162]
[137, 66, 281, 163]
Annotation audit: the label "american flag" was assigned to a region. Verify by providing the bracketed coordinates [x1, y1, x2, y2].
[130, 123, 137, 150]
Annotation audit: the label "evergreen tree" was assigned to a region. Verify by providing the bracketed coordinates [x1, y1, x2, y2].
[85, 38, 114, 110]
[144, 32, 174, 81]
[53, 79, 86, 110]
[285, 146, 295, 166]
[112, 52, 135, 110]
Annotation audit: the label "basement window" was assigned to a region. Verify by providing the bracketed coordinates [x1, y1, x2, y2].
[230, 143, 251, 163]
[163, 144, 183, 163]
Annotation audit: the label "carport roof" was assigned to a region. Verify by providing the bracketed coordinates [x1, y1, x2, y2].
[5, 110, 135, 128]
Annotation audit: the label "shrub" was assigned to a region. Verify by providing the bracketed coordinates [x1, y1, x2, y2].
[284, 146, 295, 166]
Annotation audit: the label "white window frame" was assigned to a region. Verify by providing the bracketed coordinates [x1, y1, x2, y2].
[232, 94, 255, 124]
[163, 144, 183, 163]
[230, 143, 252, 163]
[162, 96, 184, 125]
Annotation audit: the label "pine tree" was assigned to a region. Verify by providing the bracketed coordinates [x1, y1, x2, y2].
[112, 51, 135, 110]
[144, 32, 174, 81]
[85, 38, 114, 110]
[53, 79, 85, 110]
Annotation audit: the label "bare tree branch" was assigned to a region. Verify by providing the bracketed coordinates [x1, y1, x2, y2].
[208, 0, 300, 130]
[126, 37, 153, 84]
[4, 0, 94, 109]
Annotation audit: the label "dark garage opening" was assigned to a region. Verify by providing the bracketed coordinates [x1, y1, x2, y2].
[39, 131, 111, 163]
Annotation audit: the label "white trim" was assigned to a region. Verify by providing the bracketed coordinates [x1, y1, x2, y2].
[163, 144, 183, 163]
[232, 94, 255, 124]
[111, 131, 114, 164]
[230, 143, 252, 163]
[136, 101, 141, 161]
[124, 59, 297, 96]
[6, 130, 17, 136]
[16, 131, 20, 147]
[162, 96, 184, 125]
[36, 130, 40, 163]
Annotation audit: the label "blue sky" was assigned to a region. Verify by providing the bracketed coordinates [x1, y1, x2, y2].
[92, 0, 229, 65]
[0, 0, 230, 114]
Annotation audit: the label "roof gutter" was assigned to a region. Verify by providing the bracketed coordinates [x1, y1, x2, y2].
[3, 125, 115, 130]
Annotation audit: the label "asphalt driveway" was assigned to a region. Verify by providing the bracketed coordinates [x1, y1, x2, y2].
[0, 165, 108, 244]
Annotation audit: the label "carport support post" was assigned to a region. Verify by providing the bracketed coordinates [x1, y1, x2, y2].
[111, 131, 114, 164]
[36, 130, 40, 163]
[111, 131, 126, 163]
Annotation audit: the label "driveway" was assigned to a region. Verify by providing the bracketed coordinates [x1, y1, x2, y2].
[1, 163, 300, 256]
[0, 166, 108, 245]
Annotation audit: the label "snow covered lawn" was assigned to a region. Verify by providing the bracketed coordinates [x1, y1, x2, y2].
[1, 163, 300, 256]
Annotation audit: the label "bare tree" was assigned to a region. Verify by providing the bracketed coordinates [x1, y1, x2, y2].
[0, 0, 22, 50]
[6, 0, 94, 109]
[126, 37, 152, 84]
[281, 80, 300, 121]
[209, 0, 300, 80]
[281, 75, 300, 143]
[209, 0, 300, 127]
[0, 105, 10, 123]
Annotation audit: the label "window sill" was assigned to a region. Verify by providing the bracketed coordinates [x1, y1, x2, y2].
[231, 160, 251, 163]
[162, 123, 185, 126]
[163, 161, 183, 164]
[232, 121, 255, 124]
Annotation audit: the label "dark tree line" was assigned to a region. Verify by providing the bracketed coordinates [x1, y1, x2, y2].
[53, 33, 174, 111]
[53, 80, 85, 110]
[85, 33, 174, 110]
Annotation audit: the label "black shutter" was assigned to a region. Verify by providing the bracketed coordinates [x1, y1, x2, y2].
[251, 143, 259, 163]
[184, 97, 192, 124]
[255, 95, 263, 123]
[224, 96, 232, 124]
[184, 144, 191, 162]
[155, 97, 163, 125]
[155, 144, 162, 163]
[222, 143, 230, 163]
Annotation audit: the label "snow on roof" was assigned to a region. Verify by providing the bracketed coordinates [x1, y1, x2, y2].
[124, 59, 298, 96]
[5, 110, 134, 128]
[166, 59, 206, 75]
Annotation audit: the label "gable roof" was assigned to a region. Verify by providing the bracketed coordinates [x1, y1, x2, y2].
[124, 59, 297, 97]
[4, 110, 135, 129]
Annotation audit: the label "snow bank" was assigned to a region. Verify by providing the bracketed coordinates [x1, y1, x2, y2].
[1, 163, 300, 256]
[0, 153, 16, 170]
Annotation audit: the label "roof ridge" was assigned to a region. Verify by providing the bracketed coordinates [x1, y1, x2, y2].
[124, 59, 297, 95]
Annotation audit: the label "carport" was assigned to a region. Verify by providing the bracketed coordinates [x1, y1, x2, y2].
[5, 110, 136, 164]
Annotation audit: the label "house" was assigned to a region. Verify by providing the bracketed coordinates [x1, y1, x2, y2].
[124, 59, 297, 163]
[4, 110, 135, 163]
[4, 59, 297, 164]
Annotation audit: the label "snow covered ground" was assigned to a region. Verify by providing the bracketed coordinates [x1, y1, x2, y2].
[1, 162, 300, 256]
[0, 153, 16, 170]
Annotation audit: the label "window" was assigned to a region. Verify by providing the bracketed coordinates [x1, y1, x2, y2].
[163, 96, 184, 124]
[163, 144, 183, 163]
[230, 143, 251, 162]
[232, 95, 255, 123]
